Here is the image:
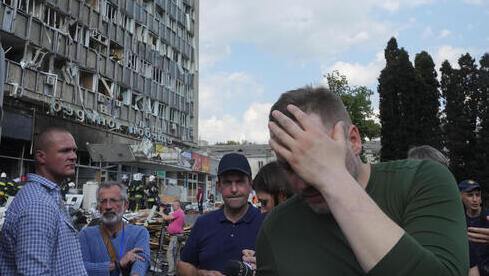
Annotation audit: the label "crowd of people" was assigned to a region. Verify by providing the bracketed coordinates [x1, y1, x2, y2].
[0, 86, 488, 275]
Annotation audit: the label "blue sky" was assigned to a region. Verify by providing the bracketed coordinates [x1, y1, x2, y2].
[197, 0, 489, 144]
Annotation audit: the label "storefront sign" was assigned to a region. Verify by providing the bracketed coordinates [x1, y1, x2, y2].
[49, 100, 172, 144]
[156, 145, 181, 161]
[191, 153, 210, 174]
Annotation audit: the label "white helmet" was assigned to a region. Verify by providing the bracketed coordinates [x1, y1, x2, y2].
[133, 173, 142, 181]
[68, 182, 75, 188]
[1, 172, 6, 178]
[121, 174, 128, 180]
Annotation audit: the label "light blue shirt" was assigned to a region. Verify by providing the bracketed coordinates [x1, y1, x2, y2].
[79, 223, 150, 276]
[0, 173, 87, 275]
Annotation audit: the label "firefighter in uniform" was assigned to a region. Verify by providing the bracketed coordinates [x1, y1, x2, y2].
[0, 172, 8, 206]
[127, 175, 137, 211]
[133, 173, 146, 211]
[60, 178, 73, 201]
[145, 175, 159, 209]
[2, 174, 23, 204]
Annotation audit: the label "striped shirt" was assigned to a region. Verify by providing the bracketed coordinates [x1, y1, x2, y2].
[0, 173, 87, 275]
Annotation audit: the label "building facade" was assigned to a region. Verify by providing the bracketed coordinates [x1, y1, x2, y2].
[202, 144, 276, 178]
[0, 0, 200, 192]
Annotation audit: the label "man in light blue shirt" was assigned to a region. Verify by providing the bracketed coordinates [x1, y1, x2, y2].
[0, 128, 87, 275]
[79, 182, 150, 276]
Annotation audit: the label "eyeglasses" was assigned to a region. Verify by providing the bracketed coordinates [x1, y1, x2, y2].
[99, 198, 124, 205]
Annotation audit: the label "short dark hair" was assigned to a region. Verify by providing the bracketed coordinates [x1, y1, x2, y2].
[34, 127, 72, 152]
[269, 86, 352, 129]
[407, 145, 449, 167]
[253, 161, 293, 204]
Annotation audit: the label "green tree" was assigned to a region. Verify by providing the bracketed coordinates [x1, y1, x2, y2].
[325, 71, 380, 141]
[475, 54, 489, 186]
[378, 38, 402, 161]
[378, 37, 420, 161]
[215, 140, 240, 145]
[458, 54, 479, 180]
[440, 59, 473, 181]
[414, 51, 442, 149]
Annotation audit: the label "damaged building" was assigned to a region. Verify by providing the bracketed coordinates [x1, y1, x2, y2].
[0, 0, 205, 200]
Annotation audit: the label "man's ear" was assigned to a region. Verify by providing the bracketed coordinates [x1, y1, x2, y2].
[35, 149, 46, 165]
[216, 180, 222, 193]
[348, 125, 363, 155]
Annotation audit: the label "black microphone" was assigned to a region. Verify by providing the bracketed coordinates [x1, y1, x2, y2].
[224, 260, 254, 276]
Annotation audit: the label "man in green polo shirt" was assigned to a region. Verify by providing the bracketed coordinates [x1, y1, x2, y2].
[256, 86, 468, 276]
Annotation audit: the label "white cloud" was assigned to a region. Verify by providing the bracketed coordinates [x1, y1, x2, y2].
[199, 42, 231, 70]
[324, 51, 385, 86]
[435, 45, 469, 69]
[199, 0, 404, 68]
[199, 72, 265, 118]
[371, 0, 436, 12]
[199, 103, 273, 144]
[439, 29, 451, 38]
[199, 0, 442, 69]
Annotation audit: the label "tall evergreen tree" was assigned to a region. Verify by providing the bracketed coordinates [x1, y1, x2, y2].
[440, 55, 479, 181]
[414, 51, 442, 149]
[457, 54, 479, 179]
[476, 53, 489, 187]
[378, 37, 420, 161]
[440, 60, 464, 180]
[378, 38, 402, 161]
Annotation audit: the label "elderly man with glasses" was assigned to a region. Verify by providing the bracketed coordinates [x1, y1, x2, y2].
[79, 182, 151, 276]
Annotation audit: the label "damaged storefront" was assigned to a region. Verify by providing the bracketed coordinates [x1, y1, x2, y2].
[0, 0, 199, 186]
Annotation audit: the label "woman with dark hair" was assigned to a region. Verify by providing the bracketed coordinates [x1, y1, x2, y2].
[253, 161, 293, 214]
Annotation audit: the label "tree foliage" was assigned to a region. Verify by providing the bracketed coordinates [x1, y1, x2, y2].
[378, 37, 422, 161]
[440, 60, 465, 180]
[476, 54, 489, 187]
[325, 71, 380, 141]
[440, 54, 479, 181]
[414, 51, 442, 149]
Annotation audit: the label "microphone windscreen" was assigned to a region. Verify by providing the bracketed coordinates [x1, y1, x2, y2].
[224, 260, 253, 276]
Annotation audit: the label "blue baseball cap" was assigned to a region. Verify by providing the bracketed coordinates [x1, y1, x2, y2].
[218, 153, 251, 177]
[458, 179, 481, 192]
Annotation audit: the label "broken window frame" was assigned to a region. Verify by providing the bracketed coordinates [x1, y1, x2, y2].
[121, 88, 131, 105]
[132, 93, 144, 111]
[43, 6, 66, 31]
[79, 70, 96, 91]
[159, 103, 167, 119]
[2, 0, 13, 7]
[87, 0, 99, 12]
[97, 77, 113, 97]
[109, 41, 124, 63]
[103, 1, 117, 23]
[152, 100, 159, 116]
[17, 0, 29, 14]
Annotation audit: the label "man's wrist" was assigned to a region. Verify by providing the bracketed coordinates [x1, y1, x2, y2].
[318, 169, 354, 197]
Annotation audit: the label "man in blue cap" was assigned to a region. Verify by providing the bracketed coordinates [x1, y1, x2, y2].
[459, 179, 489, 275]
[178, 153, 265, 276]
